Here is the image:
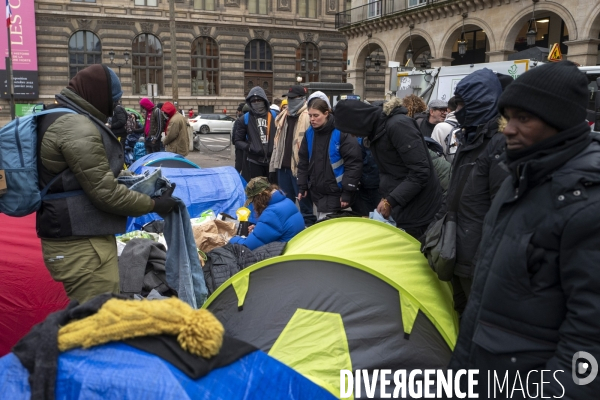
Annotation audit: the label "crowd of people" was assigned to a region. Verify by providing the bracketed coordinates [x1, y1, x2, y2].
[28, 60, 600, 396]
[230, 61, 600, 396]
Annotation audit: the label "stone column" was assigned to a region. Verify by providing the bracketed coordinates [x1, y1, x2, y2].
[486, 50, 517, 62]
[429, 57, 453, 67]
[564, 39, 600, 66]
[347, 68, 365, 98]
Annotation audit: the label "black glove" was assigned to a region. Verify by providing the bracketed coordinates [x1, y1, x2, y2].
[152, 184, 177, 215]
[268, 172, 278, 185]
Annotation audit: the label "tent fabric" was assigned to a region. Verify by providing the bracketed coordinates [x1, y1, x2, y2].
[268, 309, 353, 397]
[0, 214, 69, 357]
[0, 343, 335, 400]
[283, 218, 458, 348]
[125, 166, 246, 232]
[129, 151, 197, 174]
[204, 218, 459, 397]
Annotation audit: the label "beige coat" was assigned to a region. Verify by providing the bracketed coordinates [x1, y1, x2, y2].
[269, 103, 310, 175]
[163, 112, 190, 156]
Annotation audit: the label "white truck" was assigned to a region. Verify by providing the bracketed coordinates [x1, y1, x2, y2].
[393, 59, 540, 103]
[392, 61, 600, 130]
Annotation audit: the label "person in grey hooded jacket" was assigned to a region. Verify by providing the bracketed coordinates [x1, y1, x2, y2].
[233, 86, 277, 181]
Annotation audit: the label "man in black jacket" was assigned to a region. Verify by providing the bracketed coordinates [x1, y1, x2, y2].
[335, 98, 442, 240]
[450, 61, 600, 398]
[231, 102, 247, 173]
[110, 102, 128, 150]
[233, 87, 276, 182]
[442, 68, 509, 314]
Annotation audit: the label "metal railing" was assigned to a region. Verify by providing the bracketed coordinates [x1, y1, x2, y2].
[335, 0, 446, 29]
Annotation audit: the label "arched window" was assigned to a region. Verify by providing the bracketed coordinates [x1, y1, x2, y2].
[68, 31, 102, 79]
[191, 37, 219, 96]
[245, 39, 272, 71]
[132, 34, 163, 95]
[244, 39, 273, 100]
[296, 42, 320, 83]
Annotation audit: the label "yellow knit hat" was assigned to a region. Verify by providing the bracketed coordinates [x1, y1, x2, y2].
[58, 297, 224, 358]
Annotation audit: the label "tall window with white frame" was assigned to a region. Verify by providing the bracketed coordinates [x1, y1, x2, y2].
[194, 0, 215, 11]
[299, 0, 317, 18]
[68, 31, 102, 79]
[134, 0, 158, 6]
[132, 34, 163, 95]
[295, 42, 320, 83]
[248, 0, 268, 14]
[191, 37, 219, 95]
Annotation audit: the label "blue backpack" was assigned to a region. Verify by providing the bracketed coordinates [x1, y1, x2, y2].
[0, 108, 77, 217]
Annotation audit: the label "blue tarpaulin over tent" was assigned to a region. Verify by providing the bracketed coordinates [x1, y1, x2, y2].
[0, 343, 335, 400]
[129, 152, 200, 173]
[125, 166, 246, 232]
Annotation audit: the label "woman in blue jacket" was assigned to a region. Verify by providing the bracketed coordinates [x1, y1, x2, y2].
[230, 177, 304, 250]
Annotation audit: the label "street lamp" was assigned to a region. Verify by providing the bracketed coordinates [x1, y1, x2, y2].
[458, 13, 468, 57]
[297, 75, 303, 83]
[374, 50, 381, 72]
[107, 49, 130, 79]
[526, 0, 539, 47]
[406, 24, 414, 62]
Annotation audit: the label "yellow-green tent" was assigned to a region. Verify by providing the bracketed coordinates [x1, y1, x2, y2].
[204, 218, 459, 397]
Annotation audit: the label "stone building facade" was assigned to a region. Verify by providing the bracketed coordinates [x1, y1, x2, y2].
[0, 0, 348, 122]
[337, 0, 600, 100]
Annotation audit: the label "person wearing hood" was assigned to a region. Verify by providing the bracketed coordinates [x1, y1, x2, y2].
[137, 98, 164, 154]
[270, 85, 316, 226]
[450, 60, 600, 399]
[297, 99, 362, 219]
[36, 65, 177, 304]
[334, 98, 442, 239]
[161, 101, 189, 156]
[109, 101, 128, 149]
[431, 96, 460, 161]
[233, 86, 277, 182]
[438, 68, 509, 314]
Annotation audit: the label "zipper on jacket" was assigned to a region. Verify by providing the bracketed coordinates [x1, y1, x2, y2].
[14, 118, 25, 167]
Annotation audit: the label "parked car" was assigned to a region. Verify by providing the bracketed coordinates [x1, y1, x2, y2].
[190, 114, 236, 134]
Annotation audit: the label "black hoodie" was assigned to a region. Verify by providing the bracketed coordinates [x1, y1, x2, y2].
[233, 86, 276, 165]
[335, 98, 442, 231]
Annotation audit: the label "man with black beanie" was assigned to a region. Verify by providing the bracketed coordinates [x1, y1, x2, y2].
[449, 61, 600, 398]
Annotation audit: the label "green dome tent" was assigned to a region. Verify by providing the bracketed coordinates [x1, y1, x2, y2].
[204, 218, 459, 397]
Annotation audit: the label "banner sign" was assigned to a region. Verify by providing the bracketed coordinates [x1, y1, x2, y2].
[0, 0, 39, 99]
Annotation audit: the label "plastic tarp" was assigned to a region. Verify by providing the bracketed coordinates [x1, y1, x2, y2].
[0, 215, 69, 356]
[129, 152, 197, 174]
[125, 166, 246, 232]
[0, 343, 336, 400]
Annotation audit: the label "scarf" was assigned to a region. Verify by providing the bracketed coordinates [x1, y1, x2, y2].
[507, 121, 592, 190]
[287, 98, 305, 117]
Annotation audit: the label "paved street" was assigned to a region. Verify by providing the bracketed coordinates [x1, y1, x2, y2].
[185, 133, 235, 169]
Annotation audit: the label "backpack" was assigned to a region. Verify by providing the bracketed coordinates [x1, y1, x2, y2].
[0, 108, 77, 217]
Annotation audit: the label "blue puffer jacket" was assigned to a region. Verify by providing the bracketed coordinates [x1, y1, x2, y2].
[229, 190, 304, 250]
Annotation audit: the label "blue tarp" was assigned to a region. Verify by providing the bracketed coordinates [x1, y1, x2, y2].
[0, 344, 335, 400]
[129, 152, 199, 173]
[125, 166, 247, 232]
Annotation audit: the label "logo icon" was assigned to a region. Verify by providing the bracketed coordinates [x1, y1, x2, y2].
[572, 351, 598, 385]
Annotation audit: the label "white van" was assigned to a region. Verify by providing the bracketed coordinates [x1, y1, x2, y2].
[394, 61, 600, 129]
[394, 59, 541, 103]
